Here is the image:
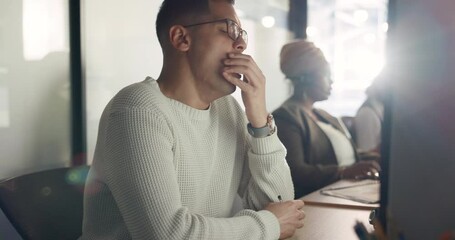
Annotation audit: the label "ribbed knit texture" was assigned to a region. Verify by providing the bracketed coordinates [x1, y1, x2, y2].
[80, 77, 294, 240]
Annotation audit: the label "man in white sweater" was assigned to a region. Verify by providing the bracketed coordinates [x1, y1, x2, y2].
[80, 0, 305, 239]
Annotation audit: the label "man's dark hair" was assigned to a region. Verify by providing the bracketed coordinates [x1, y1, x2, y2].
[155, 0, 235, 46]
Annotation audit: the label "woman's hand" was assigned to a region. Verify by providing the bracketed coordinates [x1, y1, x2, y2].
[341, 160, 381, 180]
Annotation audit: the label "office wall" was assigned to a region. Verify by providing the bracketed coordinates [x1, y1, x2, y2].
[386, 0, 455, 239]
[83, 0, 293, 163]
[0, 0, 71, 179]
[0, 0, 291, 175]
[82, 0, 163, 164]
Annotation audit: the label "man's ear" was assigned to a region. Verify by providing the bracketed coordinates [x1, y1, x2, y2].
[169, 25, 191, 51]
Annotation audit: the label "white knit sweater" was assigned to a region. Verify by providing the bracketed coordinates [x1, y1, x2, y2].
[80, 77, 294, 240]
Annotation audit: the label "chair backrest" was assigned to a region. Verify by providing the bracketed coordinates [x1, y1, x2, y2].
[0, 166, 89, 240]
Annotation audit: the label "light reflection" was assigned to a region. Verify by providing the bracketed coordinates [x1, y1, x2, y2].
[363, 33, 377, 44]
[66, 167, 89, 186]
[382, 22, 389, 32]
[306, 26, 318, 38]
[41, 186, 52, 196]
[308, 0, 388, 116]
[22, 0, 67, 61]
[261, 16, 275, 28]
[347, 47, 384, 82]
[354, 10, 369, 23]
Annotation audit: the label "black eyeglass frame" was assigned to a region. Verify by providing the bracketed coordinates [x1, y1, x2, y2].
[182, 18, 248, 44]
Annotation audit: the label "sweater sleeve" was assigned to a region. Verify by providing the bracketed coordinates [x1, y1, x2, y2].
[236, 124, 294, 211]
[102, 108, 281, 240]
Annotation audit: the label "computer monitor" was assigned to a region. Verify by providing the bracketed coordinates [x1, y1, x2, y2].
[379, 0, 455, 239]
[0, 208, 21, 240]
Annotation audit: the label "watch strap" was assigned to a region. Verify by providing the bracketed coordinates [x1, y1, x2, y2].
[247, 114, 276, 138]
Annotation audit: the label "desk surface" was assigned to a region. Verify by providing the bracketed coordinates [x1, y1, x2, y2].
[286, 179, 379, 239]
[287, 204, 374, 240]
[301, 179, 379, 210]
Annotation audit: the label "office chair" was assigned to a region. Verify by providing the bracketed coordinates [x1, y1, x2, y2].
[0, 166, 89, 240]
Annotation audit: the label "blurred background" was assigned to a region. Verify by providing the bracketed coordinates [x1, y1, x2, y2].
[2, 1, 455, 239]
[0, 0, 388, 174]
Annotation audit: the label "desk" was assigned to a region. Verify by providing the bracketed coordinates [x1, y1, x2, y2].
[288, 205, 374, 240]
[301, 179, 379, 210]
[288, 180, 379, 240]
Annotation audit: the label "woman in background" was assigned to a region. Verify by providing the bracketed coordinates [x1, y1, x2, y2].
[355, 73, 388, 152]
[273, 40, 380, 198]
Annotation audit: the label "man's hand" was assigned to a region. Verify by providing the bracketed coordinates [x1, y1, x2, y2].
[222, 53, 268, 128]
[265, 200, 306, 239]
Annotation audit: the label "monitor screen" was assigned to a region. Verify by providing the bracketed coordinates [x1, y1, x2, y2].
[379, 0, 455, 239]
[0, 208, 22, 240]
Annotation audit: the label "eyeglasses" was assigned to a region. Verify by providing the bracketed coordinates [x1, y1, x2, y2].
[183, 18, 248, 45]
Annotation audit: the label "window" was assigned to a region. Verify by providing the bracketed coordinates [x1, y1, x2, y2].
[307, 0, 388, 116]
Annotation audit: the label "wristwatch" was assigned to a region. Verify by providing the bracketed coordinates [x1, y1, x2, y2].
[247, 113, 276, 138]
